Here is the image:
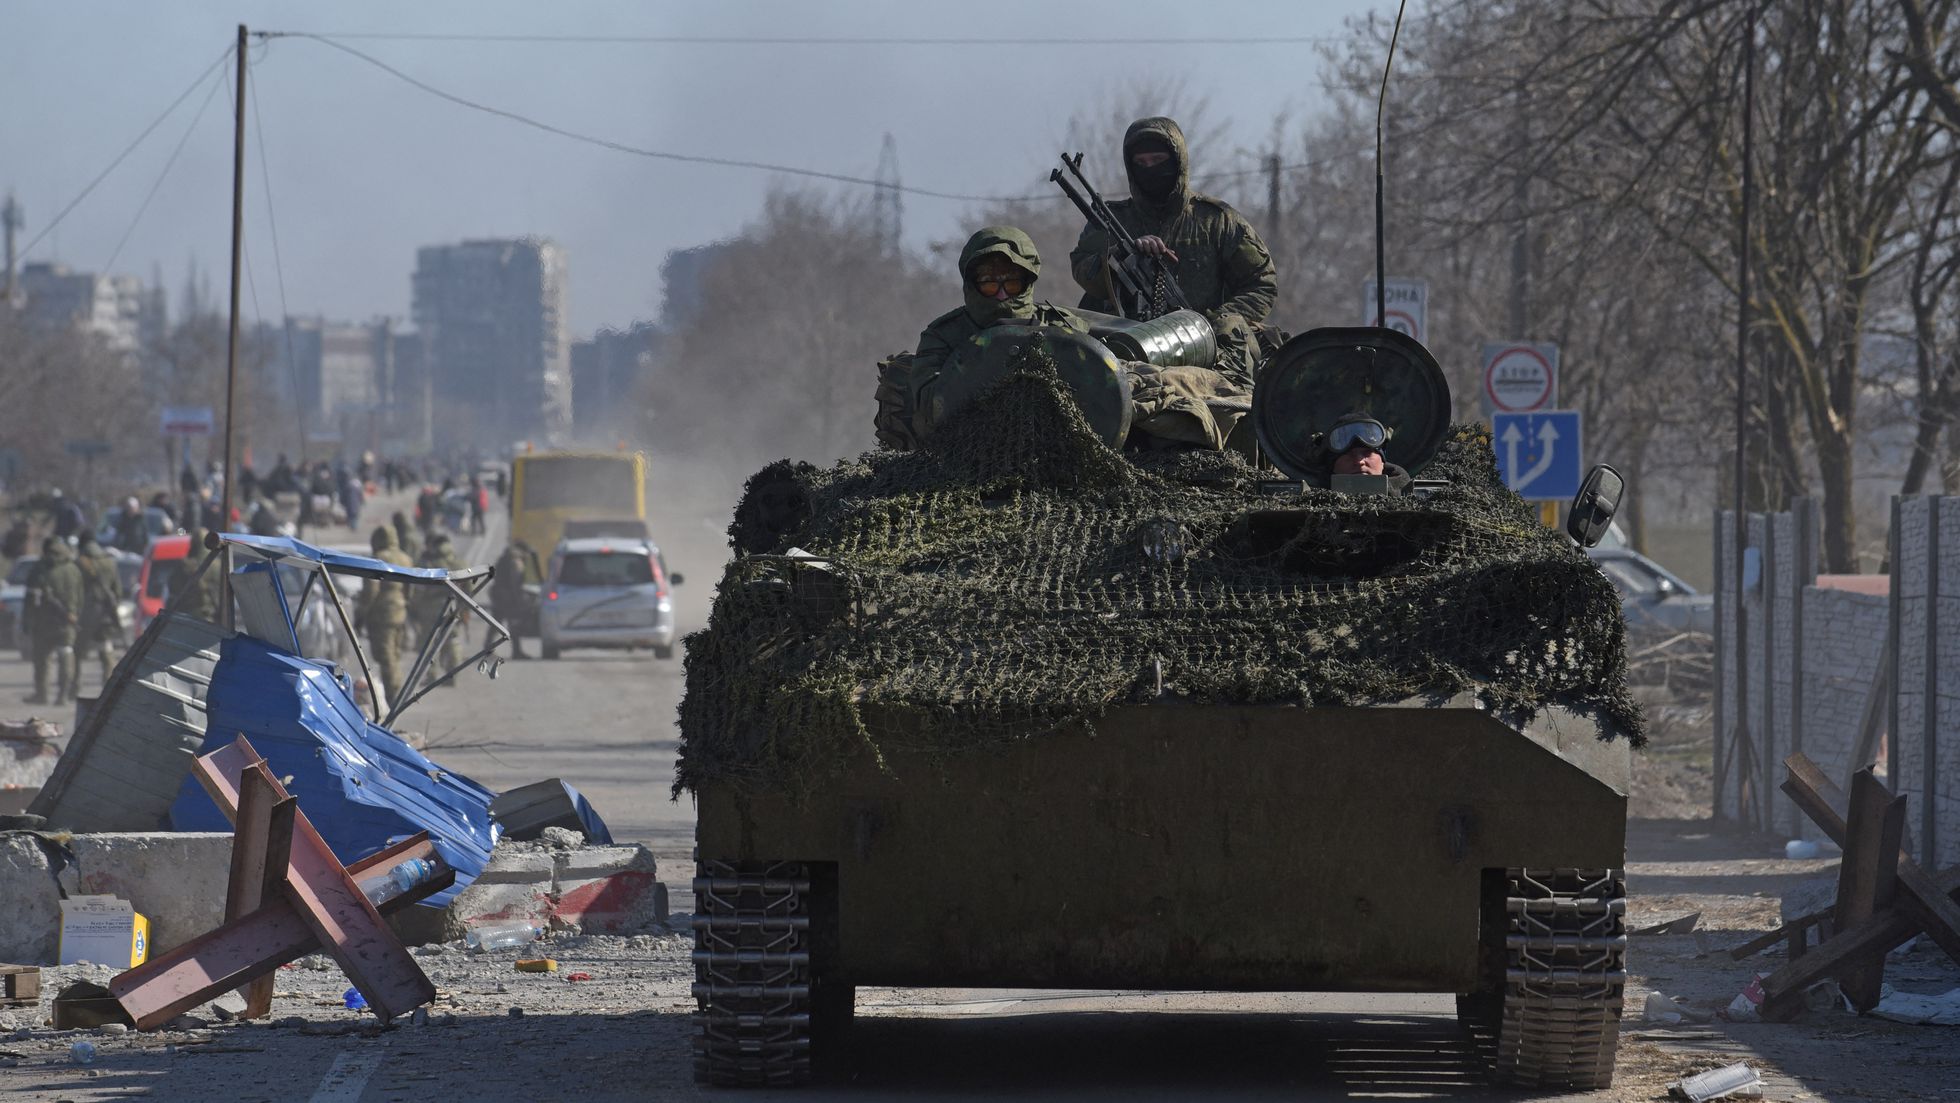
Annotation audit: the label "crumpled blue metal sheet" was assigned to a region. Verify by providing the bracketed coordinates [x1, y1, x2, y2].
[169, 636, 499, 907]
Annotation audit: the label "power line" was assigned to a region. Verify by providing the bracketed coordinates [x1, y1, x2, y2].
[20, 45, 235, 261]
[279, 33, 1339, 205]
[260, 30, 1345, 47]
[105, 65, 228, 272]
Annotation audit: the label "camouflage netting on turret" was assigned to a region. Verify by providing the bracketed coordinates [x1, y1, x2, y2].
[677, 351, 1641, 797]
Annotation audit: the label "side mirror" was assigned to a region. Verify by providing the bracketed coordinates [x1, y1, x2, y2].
[669, 572, 686, 586]
[1566, 464, 1624, 549]
[1654, 576, 1678, 599]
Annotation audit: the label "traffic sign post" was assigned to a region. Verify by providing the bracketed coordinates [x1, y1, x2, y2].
[1363, 278, 1428, 345]
[161, 406, 215, 437]
[1481, 342, 1559, 415]
[1492, 410, 1583, 502]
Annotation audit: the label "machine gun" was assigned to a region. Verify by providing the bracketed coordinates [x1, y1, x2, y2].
[1050, 152, 1191, 321]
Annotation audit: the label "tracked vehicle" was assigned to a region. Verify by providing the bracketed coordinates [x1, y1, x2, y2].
[678, 324, 1637, 1090]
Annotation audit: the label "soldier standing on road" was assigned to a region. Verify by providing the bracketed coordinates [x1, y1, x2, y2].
[491, 541, 534, 660]
[22, 537, 83, 705]
[166, 525, 221, 623]
[358, 525, 412, 704]
[392, 511, 421, 562]
[74, 532, 124, 692]
[1068, 116, 1279, 386]
[409, 531, 466, 683]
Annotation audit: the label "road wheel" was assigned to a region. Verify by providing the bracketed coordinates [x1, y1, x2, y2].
[541, 643, 561, 660]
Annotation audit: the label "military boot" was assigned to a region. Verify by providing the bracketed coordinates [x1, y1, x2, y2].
[24, 648, 50, 704]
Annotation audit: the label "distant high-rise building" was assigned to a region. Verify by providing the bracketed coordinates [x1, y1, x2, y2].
[658, 243, 733, 331]
[16, 261, 154, 355]
[569, 323, 662, 436]
[411, 238, 570, 447]
[271, 317, 430, 455]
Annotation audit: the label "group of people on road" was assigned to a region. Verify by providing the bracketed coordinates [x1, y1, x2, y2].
[887, 114, 1399, 482]
[20, 530, 123, 706]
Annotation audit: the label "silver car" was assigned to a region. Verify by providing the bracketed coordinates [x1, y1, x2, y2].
[539, 537, 682, 660]
[1585, 546, 1714, 638]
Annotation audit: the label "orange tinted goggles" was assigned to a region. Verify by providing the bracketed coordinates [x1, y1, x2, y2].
[973, 275, 1029, 297]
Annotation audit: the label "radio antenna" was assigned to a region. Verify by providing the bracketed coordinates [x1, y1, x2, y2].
[1375, 0, 1410, 330]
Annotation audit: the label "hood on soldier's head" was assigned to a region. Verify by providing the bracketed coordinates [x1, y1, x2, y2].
[77, 532, 99, 551]
[1123, 116, 1191, 220]
[370, 525, 396, 554]
[959, 225, 1042, 325]
[45, 538, 74, 562]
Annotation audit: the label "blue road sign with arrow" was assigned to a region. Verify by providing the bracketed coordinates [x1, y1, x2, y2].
[1492, 410, 1582, 501]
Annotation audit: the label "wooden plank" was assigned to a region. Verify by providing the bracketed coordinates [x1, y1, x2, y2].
[1729, 910, 1829, 960]
[1834, 770, 1907, 1011]
[109, 837, 450, 1030]
[1782, 754, 1960, 966]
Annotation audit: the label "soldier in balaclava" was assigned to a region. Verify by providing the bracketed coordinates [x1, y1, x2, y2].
[1068, 117, 1278, 387]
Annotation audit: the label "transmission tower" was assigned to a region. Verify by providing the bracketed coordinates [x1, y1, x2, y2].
[873, 133, 902, 256]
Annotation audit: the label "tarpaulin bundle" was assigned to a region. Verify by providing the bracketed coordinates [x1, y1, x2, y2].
[678, 350, 1640, 798]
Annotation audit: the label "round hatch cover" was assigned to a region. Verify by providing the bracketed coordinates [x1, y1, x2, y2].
[1252, 326, 1452, 486]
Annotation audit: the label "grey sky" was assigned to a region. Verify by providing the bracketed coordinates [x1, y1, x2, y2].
[3, 0, 1387, 336]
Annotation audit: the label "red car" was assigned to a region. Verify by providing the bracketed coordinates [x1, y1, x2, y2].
[135, 534, 193, 630]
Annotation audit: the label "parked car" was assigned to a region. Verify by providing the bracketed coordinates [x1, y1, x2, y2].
[0, 555, 37, 654]
[1586, 546, 1714, 638]
[538, 538, 682, 660]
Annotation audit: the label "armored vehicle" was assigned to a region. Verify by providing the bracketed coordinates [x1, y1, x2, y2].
[680, 326, 1637, 1090]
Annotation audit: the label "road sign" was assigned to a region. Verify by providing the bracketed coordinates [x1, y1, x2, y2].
[1481, 342, 1559, 414]
[1363, 278, 1428, 344]
[161, 406, 215, 436]
[1492, 410, 1583, 502]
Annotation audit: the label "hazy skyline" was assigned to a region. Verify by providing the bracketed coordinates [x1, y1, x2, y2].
[3, 1, 1388, 336]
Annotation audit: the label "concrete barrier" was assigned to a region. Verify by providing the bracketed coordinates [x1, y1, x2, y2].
[0, 833, 233, 965]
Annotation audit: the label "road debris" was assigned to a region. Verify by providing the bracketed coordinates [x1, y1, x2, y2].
[1869, 985, 1960, 1025]
[514, 958, 557, 973]
[1671, 1061, 1763, 1100]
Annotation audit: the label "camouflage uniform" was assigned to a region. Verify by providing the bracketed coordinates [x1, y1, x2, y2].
[166, 527, 221, 623]
[491, 543, 535, 659]
[75, 535, 123, 691]
[409, 536, 465, 680]
[1068, 117, 1278, 387]
[392, 512, 421, 562]
[24, 539, 83, 704]
[358, 525, 413, 704]
[904, 226, 1089, 445]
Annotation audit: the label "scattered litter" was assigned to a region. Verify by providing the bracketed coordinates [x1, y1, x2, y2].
[95, 1022, 128, 1036]
[566, 972, 594, 982]
[342, 987, 368, 1012]
[466, 922, 543, 953]
[1671, 1061, 1763, 1100]
[514, 959, 557, 973]
[1722, 974, 1771, 1022]
[1643, 991, 1684, 1023]
[1784, 839, 1821, 859]
[69, 1040, 96, 1066]
[1869, 986, 1960, 1026]
[1635, 912, 1702, 936]
[492, 778, 613, 844]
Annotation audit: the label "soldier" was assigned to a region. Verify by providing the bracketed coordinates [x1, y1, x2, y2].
[22, 537, 83, 705]
[392, 510, 421, 562]
[166, 524, 220, 623]
[1068, 116, 1279, 386]
[409, 531, 465, 683]
[74, 532, 124, 691]
[895, 226, 1245, 451]
[357, 525, 412, 704]
[491, 541, 535, 660]
[1326, 413, 1411, 494]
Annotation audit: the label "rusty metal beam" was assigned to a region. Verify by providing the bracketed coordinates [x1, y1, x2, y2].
[1832, 770, 1907, 1011]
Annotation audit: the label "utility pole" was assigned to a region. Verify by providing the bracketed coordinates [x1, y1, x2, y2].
[1265, 152, 1282, 275]
[873, 134, 902, 257]
[220, 24, 248, 621]
[1508, 77, 1530, 338]
[1725, 5, 1760, 826]
[1, 193, 21, 306]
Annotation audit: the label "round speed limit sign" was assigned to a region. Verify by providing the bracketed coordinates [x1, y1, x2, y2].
[1482, 344, 1558, 412]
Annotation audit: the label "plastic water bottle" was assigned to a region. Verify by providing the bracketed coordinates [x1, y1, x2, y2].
[466, 922, 544, 952]
[69, 1040, 96, 1065]
[356, 858, 437, 906]
[343, 987, 368, 1011]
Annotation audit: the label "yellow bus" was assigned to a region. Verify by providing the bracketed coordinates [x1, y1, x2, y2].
[509, 450, 648, 570]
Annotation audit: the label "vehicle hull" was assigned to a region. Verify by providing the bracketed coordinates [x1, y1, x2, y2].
[694, 698, 1628, 993]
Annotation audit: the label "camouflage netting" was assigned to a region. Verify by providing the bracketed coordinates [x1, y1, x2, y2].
[678, 350, 1642, 797]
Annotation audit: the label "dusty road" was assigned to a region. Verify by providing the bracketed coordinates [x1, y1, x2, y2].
[2, 492, 1957, 1100]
